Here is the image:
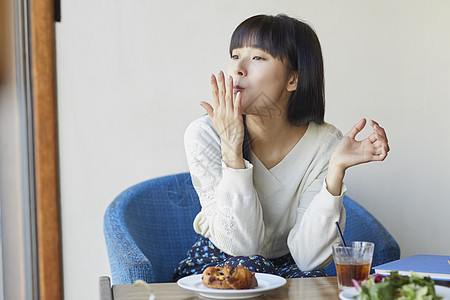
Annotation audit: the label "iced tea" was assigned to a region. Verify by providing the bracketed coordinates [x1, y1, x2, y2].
[335, 262, 371, 288]
[332, 241, 374, 290]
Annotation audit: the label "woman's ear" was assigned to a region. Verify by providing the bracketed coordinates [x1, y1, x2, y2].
[286, 72, 298, 92]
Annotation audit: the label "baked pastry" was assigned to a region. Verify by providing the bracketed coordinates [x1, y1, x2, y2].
[202, 265, 258, 290]
[226, 265, 258, 290]
[202, 265, 233, 289]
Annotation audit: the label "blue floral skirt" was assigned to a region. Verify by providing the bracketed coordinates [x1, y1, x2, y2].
[173, 235, 327, 281]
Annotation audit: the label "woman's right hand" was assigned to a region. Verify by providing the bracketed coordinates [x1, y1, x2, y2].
[200, 71, 245, 169]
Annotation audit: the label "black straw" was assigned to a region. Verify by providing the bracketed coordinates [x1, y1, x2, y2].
[335, 221, 347, 247]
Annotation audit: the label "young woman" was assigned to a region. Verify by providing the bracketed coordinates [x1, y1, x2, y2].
[174, 14, 389, 280]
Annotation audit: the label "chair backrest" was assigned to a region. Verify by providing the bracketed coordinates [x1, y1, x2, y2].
[105, 173, 201, 283]
[124, 173, 201, 282]
[105, 172, 399, 282]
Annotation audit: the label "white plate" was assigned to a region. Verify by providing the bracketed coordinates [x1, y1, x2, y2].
[177, 273, 286, 299]
[339, 285, 450, 300]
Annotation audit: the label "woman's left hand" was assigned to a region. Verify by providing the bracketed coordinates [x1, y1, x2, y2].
[330, 118, 390, 172]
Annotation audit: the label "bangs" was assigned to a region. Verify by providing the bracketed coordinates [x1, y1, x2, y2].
[229, 15, 296, 68]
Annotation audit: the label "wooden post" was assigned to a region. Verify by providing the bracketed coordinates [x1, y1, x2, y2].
[29, 0, 64, 298]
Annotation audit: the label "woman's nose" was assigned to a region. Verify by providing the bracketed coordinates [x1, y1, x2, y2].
[232, 61, 247, 77]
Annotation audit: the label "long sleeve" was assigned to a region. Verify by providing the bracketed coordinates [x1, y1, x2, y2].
[184, 116, 265, 255]
[287, 164, 346, 271]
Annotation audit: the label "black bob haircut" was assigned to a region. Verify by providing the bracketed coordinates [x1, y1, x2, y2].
[229, 14, 325, 126]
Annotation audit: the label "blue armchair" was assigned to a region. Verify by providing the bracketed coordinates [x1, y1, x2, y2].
[104, 173, 400, 284]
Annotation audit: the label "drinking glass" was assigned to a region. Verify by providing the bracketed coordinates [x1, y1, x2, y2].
[332, 241, 374, 290]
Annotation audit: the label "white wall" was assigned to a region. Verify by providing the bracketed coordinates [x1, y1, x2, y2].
[55, 1, 450, 299]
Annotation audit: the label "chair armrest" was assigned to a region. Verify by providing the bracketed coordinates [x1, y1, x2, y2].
[104, 196, 157, 284]
[323, 196, 400, 276]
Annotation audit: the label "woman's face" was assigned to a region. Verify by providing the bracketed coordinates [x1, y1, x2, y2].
[227, 47, 296, 116]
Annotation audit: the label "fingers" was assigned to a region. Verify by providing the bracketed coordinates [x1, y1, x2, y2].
[367, 132, 378, 144]
[368, 131, 389, 162]
[370, 120, 388, 142]
[226, 74, 233, 110]
[217, 71, 226, 108]
[344, 118, 390, 165]
[234, 91, 242, 116]
[200, 101, 214, 118]
[210, 71, 234, 110]
[371, 143, 388, 161]
[359, 119, 390, 154]
[370, 120, 390, 152]
[345, 118, 367, 139]
[210, 74, 219, 108]
[368, 132, 387, 146]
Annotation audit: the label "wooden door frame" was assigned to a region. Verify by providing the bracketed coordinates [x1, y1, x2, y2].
[30, 0, 63, 298]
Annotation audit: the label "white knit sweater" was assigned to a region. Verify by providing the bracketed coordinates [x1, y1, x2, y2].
[184, 115, 346, 271]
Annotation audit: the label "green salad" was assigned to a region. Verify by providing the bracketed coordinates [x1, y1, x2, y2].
[354, 271, 442, 300]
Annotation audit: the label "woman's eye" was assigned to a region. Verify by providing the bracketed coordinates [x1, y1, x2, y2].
[253, 56, 265, 61]
[231, 55, 239, 60]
